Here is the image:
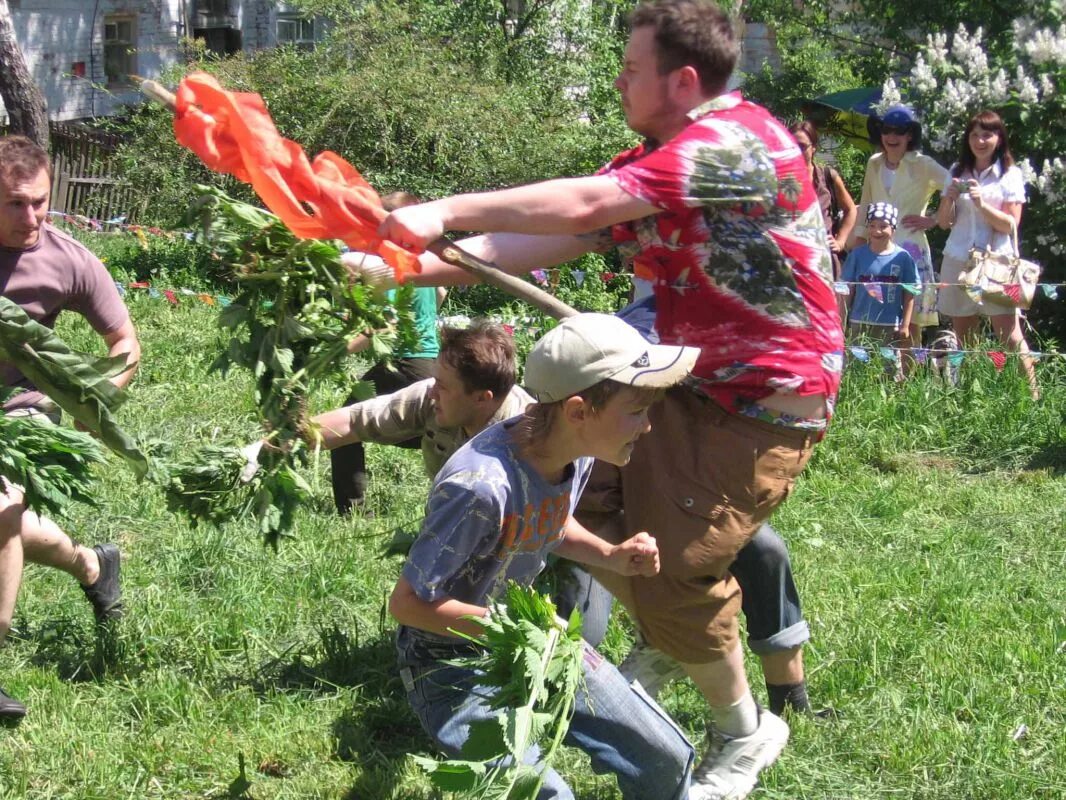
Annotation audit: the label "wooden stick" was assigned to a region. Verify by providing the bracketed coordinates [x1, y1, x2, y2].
[137, 78, 577, 320]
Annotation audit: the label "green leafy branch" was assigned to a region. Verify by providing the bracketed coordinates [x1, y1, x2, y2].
[0, 411, 105, 517]
[163, 188, 416, 547]
[415, 583, 585, 799]
[0, 296, 149, 480]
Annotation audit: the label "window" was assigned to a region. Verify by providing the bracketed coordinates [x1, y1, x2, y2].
[103, 16, 137, 87]
[194, 27, 243, 56]
[276, 12, 322, 49]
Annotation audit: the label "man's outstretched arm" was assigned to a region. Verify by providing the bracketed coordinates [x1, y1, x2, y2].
[350, 175, 661, 288]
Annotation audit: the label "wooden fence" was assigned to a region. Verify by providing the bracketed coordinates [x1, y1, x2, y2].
[48, 122, 145, 224]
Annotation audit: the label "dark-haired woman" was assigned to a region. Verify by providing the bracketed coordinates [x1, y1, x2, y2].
[936, 110, 1037, 397]
[854, 105, 947, 348]
[789, 120, 856, 315]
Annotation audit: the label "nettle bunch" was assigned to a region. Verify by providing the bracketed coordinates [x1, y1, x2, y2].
[0, 408, 105, 517]
[416, 583, 585, 800]
[884, 11, 1066, 270]
[164, 188, 416, 547]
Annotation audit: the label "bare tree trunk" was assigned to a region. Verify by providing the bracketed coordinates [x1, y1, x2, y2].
[0, 0, 48, 150]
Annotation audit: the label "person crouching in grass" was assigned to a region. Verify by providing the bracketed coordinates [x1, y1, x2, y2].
[842, 202, 920, 377]
[389, 313, 699, 799]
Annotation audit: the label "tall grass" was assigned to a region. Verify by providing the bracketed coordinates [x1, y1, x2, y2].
[0, 297, 1063, 799]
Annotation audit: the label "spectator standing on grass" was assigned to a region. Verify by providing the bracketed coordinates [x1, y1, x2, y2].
[330, 191, 446, 515]
[0, 135, 140, 721]
[789, 119, 856, 325]
[842, 202, 919, 376]
[390, 313, 699, 800]
[348, 3, 844, 796]
[853, 105, 947, 349]
[935, 109, 1038, 399]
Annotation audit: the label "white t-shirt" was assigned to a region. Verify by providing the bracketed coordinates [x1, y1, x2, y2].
[943, 162, 1027, 260]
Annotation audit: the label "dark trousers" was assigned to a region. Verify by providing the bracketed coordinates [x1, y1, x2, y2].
[330, 357, 437, 514]
[731, 524, 810, 655]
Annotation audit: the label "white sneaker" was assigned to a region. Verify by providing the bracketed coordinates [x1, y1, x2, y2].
[689, 710, 790, 800]
[618, 637, 685, 698]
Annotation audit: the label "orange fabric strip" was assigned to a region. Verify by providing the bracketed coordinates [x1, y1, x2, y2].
[173, 72, 420, 279]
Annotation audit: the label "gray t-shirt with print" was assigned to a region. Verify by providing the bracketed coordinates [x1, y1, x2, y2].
[400, 418, 592, 645]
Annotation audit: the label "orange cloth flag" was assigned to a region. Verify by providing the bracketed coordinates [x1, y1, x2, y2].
[173, 72, 420, 279]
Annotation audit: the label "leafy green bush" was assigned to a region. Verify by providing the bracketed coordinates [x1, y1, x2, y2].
[109, 2, 634, 228]
[60, 225, 225, 290]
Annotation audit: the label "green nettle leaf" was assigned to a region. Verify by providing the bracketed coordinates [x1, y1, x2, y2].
[0, 296, 150, 479]
[459, 718, 510, 761]
[412, 756, 488, 791]
[218, 303, 250, 329]
[418, 583, 585, 800]
[162, 188, 414, 547]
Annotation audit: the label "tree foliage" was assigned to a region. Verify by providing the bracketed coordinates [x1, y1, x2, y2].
[112, 1, 634, 227]
[887, 6, 1066, 338]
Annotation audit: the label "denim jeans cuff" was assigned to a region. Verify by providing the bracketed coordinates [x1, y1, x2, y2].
[747, 620, 810, 655]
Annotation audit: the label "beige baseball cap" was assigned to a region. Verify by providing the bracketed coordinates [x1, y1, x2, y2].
[524, 313, 699, 403]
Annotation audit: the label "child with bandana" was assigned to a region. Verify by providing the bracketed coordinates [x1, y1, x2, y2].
[841, 202, 920, 362]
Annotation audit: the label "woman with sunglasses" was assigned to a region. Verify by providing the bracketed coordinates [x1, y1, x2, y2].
[853, 105, 948, 353]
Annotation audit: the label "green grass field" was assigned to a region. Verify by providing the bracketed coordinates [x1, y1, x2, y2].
[2, 295, 1064, 799]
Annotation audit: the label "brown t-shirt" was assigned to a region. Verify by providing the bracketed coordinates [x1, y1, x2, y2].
[1, 224, 129, 411]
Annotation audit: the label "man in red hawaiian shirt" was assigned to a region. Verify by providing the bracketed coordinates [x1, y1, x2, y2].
[350, 2, 843, 797]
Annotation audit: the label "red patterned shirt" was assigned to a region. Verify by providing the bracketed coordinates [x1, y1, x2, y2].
[605, 93, 844, 417]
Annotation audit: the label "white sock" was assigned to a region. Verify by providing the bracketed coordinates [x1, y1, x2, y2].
[710, 691, 759, 739]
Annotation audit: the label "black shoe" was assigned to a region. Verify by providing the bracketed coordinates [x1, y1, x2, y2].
[81, 543, 123, 622]
[0, 686, 26, 720]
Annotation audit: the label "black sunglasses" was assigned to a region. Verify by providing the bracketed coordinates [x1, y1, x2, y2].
[881, 124, 909, 136]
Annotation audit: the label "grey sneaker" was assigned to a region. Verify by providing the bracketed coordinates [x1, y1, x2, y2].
[0, 686, 26, 720]
[690, 709, 790, 800]
[618, 636, 685, 698]
[81, 543, 123, 622]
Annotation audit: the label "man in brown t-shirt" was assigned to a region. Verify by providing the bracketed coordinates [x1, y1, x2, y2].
[0, 135, 141, 721]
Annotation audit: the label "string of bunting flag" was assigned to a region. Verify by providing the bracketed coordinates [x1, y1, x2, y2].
[48, 211, 185, 241]
[845, 344, 1065, 371]
[112, 279, 231, 308]
[831, 279, 1065, 303]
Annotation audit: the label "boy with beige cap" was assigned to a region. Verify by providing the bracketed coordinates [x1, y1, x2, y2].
[389, 313, 700, 800]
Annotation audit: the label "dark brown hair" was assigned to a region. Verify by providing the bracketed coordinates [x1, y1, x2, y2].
[439, 320, 516, 397]
[788, 119, 819, 150]
[0, 135, 51, 184]
[952, 110, 1014, 178]
[381, 191, 421, 211]
[629, 0, 738, 96]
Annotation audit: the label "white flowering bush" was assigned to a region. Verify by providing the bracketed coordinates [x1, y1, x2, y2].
[888, 7, 1066, 334]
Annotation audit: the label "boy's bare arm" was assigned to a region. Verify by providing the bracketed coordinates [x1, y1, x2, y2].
[388, 576, 490, 640]
[554, 516, 660, 577]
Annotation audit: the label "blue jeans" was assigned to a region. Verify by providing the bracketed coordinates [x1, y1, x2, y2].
[397, 627, 694, 800]
[731, 524, 810, 655]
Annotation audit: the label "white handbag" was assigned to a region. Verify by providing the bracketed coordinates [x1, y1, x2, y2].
[958, 217, 1041, 309]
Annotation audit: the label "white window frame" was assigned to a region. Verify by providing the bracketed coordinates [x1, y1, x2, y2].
[276, 10, 322, 48]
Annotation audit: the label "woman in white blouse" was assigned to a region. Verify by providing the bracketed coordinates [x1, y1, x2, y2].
[936, 110, 1037, 396]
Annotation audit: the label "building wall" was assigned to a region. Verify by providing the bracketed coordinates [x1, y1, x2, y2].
[1, 0, 278, 124]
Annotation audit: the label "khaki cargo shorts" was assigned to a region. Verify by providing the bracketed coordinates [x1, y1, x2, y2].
[577, 387, 815, 664]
